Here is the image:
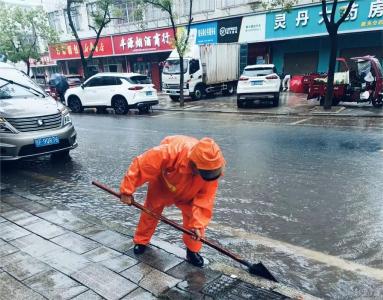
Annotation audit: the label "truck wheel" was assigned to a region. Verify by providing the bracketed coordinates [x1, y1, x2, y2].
[272, 93, 280, 107]
[237, 95, 244, 108]
[170, 95, 179, 102]
[191, 85, 203, 100]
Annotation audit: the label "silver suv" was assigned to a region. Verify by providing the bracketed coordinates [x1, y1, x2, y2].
[0, 62, 77, 160]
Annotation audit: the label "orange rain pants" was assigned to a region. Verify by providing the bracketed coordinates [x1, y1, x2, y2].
[120, 135, 219, 252]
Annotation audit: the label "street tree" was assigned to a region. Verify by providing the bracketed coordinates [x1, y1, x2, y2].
[320, 0, 354, 110]
[141, 0, 193, 107]
[0, 2, 58, 75]
[65, 0, 123, 78]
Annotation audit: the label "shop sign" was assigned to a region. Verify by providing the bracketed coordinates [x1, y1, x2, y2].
[266, 0, 383, 40]
[49, 37, 113, 60]
[217, 17, 242, 43]
[29, 55, 56, 66]
[238, 14, 266, 43]
[191, 21, 218, 44]
[113, 28, 174, 55]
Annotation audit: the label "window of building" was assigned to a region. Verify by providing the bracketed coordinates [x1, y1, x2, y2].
[64, 6, 81, 33]
[86, 2, 98, 29]
[180, 0, 215, 16]
[218, 0, 249, 9]
[48, 11, 63, 33]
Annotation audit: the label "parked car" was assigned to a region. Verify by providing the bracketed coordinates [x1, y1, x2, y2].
[0, 62, 77, 161]
[65, 73, 159, 114]
[236, 64, 281, 108]
[32, 74, 50, 94]
[65, 74, 83, 88]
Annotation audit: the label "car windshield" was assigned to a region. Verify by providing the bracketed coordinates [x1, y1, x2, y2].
[126, 75, 151, 84]
[163, 59, 189, 74]
[243, 67, 274, 77]
[0, 68, 46, 99]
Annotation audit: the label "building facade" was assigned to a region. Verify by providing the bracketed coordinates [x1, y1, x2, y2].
[45, 0, 383, 89]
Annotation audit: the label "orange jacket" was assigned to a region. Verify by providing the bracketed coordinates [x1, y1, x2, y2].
[120, 135, 219, 228]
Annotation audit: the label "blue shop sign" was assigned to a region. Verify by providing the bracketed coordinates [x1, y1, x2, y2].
[266, 0, 383, 40]
[191, 22, 218, 44]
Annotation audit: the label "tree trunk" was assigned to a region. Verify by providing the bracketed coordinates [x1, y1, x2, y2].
[324, 27, 338, 110]
[179, 55, 184, 107]
[26, 60, 31, 76]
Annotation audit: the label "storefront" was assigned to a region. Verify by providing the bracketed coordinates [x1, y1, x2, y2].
[49, 28, 174, 90]
[265, 0, 383, 75]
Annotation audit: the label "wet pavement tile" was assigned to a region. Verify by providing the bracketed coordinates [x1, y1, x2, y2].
[37, 209, 91, 231]
[10, 234, 62, 257]
[1, 194, 49, 214]
[24, 269, 88, 300]
[72, 263, 137, 300]
[0, 202, 15, 213]
[50, 232, 100, 254]
[38, 248, 91, 276]
[1, 209, 41, 226]
[161, 287, 203, 300]
[71, 289, 105, 300]
[121, 287, 156, 299]
[80, 229, 134, 252]
[0, 251, 51, 281]
[0, 243, 19, 257]
[0, 216, 6, 222]
[120, 262, 155, 284]
[83, 246, 121, 262]
[125, 246, 183, 272]
[138, 268, 181, 297]
[0, 221, 31, 241]
[24, 219, 68, 239]
[0, 272, 45, 300]
[99, 254, 138, 272]
[13, 215, 41, 227]
[150, 238, 186, 259]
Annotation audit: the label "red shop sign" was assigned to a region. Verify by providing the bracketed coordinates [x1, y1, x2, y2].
[49, 36, 113, 60]
[113, 28, 174, 55]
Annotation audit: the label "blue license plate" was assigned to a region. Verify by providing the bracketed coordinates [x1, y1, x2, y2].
[251, 81, 263, 86]
[146, 91, 152, 96]
[34, 136, 59, 147]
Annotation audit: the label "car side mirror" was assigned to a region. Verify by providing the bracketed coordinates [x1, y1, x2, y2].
[81, 84, 84, 89]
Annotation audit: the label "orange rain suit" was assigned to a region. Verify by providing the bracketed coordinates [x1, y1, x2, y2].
[120, 135, 222, 252]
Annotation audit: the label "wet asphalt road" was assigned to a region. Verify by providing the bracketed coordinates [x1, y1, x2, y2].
[2, 109, 383, 298]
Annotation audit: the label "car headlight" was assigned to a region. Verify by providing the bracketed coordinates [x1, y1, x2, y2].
[0, 117, 17, 134]
[62, 113, 72, 126]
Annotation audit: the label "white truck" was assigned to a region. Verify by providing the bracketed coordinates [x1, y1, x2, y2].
[162, 43, 240, 101]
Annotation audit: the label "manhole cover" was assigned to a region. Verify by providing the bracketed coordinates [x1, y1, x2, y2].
[202, 275, 290, 299]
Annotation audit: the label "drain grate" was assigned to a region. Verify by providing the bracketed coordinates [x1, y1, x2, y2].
[202, 275, 290, 299]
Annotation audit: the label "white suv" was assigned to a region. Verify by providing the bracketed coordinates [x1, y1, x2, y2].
[236, 64, 281, 108]
[65, 73, 159, 114]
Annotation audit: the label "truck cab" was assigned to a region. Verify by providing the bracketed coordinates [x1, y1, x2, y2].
[162, 46, 204, 101]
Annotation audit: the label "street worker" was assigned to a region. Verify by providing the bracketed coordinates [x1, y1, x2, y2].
[120, 135, 225, 267]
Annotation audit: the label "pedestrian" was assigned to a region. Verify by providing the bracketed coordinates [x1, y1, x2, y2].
[120, 135, 225, 267]
[282, 74, 291, 91]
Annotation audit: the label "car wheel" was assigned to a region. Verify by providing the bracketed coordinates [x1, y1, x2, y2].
[138, 105, 150, 114]
[68, 96, 83, 113]
[191, 85, 203, 100]
[170, 95, 180, 102]
[237, 95, 244, 108]
[112, 96, 129, 115]
[372, 96, 383, 108]
[272, 93, 280, 107]
[223, 83, 235, 96]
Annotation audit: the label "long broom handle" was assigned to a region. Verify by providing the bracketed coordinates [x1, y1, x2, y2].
[92, 181, 251, 266]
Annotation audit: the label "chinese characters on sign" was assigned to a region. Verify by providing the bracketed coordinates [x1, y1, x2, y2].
[273, 1, 382, 31]
[49, 37, 113, 60]
[113, 28, 174, 55]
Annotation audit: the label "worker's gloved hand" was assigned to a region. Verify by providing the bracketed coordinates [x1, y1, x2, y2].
[120, 194, 134, 206]
[191, 228, 203, 240]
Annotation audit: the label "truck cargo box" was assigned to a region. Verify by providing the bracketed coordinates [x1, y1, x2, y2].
[200, 44, 240, 85]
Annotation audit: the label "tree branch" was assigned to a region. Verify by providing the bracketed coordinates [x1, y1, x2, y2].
[67, 0, 85, 62]
[336, 0, 355, 27]
[88, 3, 110, 60]
[330, 0, 338, 23]
[321, 0, 331, 30]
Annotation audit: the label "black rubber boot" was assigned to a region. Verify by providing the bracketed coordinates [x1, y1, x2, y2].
[133, 244, 147, 255]
[186, 248, 204, 267]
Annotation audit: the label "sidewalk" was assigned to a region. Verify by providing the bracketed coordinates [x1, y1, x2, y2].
[155, 93, 383, 118]
[0, 187, 318, 300]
